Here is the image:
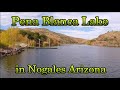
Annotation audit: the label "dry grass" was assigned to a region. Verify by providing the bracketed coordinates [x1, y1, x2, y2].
[86, 31, 120, 47]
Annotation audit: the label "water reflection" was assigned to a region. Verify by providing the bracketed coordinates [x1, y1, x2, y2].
[0, 45, 120, 78]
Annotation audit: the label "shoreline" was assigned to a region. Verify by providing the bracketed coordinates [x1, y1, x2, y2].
[1, 44, 120, 58]
[0, 47, 25, 58]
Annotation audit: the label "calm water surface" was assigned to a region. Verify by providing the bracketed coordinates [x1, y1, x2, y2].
[0, 45, 120, 78]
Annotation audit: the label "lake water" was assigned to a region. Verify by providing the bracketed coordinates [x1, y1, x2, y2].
[0, 45, 120, 78]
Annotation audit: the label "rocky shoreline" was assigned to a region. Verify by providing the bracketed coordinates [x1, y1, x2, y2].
[0, 47, 25, 58]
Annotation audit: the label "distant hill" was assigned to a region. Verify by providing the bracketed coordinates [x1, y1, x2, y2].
[86, 31, 120, 47]
[20, 28, 87, 46]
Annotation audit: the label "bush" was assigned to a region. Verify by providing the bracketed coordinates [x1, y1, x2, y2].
[103, 37, 109, 41]
[0, 42, 7, 48]
[43, 42, 49, 47]
[86, 39, 95, 45]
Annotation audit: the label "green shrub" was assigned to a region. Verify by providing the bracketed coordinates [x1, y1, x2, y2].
[103, 37, 109, 41]
[0, 42, 7, 48]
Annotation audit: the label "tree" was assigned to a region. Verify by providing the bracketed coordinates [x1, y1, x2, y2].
[19, 30, 27, 36]
[33, 32, 40, 41]
[40, 34, 47, 41]
[0, 42, 7, 48]
[0, 28, 48, 47]
[0, 28, 28, 47]
[26, 31, 34, 40]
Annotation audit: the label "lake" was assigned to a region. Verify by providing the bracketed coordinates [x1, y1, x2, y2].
[0, 45, 120, 78]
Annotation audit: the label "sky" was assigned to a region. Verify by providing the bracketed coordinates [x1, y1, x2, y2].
[1, 12, 120, 40]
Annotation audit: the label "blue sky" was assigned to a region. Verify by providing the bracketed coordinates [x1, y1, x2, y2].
[1, 12, 120, 39]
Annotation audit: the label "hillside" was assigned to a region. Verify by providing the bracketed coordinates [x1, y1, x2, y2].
[86, 31, 120, 47]
[21, 28, 87, 46]
[0, 29, 4, 32]
[1, 28, 120, 47]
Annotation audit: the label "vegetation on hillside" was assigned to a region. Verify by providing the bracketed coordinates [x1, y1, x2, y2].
[22, 28, 86, 46]
[0, 28, 48, 48]
[0, 28, 86, 48]
[86, 31, 120, 47]
[1, 28, 120, 48]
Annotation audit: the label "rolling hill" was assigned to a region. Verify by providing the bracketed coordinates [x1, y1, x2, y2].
[20, 28, 87, 46]
[1, 28, 120, 47]
[86, 31, 120, 47]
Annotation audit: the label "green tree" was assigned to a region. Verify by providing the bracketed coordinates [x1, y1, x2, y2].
[19, 30, 27, 36]
[26, 31, 34, 40]
[40, 34, 47, 41]
[33, 32, 40, 41]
